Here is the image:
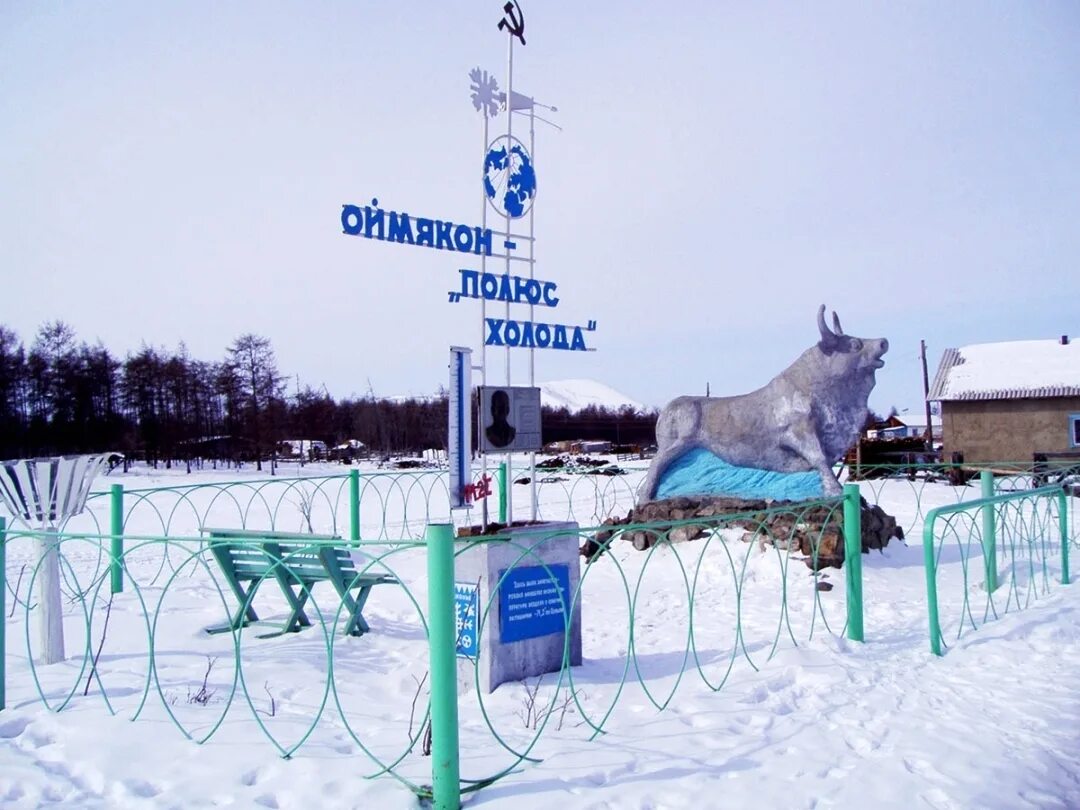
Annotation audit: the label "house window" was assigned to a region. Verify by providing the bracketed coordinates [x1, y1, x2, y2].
[1071, 414, 1080, 448]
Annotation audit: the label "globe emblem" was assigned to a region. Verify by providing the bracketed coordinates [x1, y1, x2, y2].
[483, 135, 536, 219]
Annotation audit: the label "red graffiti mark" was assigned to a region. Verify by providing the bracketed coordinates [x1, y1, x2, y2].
[462, 474, 494, 504]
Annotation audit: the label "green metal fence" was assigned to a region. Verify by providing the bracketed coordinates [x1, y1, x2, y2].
[0, 491, 863, 807]
[427, 488, 863, 807]
[0, 525, 442, 796]
[48, 458, 1077, 552]
[86, 469, 455, 541]
[842, 460, 1078, 546]
[3, 465, 1078, 806]
[922, 483, 1070, 656]
[57, 466, 644, 545]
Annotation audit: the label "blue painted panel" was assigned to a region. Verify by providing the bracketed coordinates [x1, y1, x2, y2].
[454, 582, 479, 658]
[657, 447, 824, 501]
[498, 564, 570, 643]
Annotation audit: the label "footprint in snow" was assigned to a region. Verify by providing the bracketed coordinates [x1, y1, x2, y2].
[903, 757, 950, 784]
[241, 768, 261, 787]
[20, 726, 56, 750]
[0, 717, 31, 739]
[0, 783, 26, 802]
[843, 734, 887, 757]
[122, 778, 162, 798]
[920, 786, 960, 810]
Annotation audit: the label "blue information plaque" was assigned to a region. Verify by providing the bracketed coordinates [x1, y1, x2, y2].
[454, 582, 479, 658]
[498, 564, 570, 643]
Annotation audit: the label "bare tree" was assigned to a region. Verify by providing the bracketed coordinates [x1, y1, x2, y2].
[226, 334, 285, 471]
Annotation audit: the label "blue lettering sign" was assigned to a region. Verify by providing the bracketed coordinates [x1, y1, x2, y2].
[484, 318, 596, 352]
[498, 564, 571, 644]
[341, 198, 493, 256]
[454, 582, 479, 658]
[448, 270, 559, 307]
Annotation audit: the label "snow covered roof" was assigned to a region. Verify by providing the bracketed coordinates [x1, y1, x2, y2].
[929, 339, 1080, 401]
[895, 415, 942, 428]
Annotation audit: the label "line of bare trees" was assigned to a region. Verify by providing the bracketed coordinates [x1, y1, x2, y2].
[0, 322, 661, 466]
[0, 322, 448, 465]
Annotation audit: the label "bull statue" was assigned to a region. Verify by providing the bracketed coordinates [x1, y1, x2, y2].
[639, 305, 888, 504]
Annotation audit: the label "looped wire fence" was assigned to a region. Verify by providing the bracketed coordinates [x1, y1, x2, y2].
[0, 463, 1075, 805]
[922, 485, 1070, 655]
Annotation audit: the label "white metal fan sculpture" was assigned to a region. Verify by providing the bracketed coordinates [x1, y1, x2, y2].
[0, 456, 110, 664]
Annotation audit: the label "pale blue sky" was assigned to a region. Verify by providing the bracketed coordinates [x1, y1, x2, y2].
[3, 2, 1078, 414]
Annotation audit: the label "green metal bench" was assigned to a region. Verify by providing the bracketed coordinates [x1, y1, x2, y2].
[200, 528, 397, 638]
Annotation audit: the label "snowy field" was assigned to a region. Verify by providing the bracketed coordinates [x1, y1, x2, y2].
[1, 462, 1078, 809]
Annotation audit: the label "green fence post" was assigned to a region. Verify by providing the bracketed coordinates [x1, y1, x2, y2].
[843, 483, 864, 642]
[922, 512, 943, 656]
[980, 470, 998, 592]
[0, 516, 6, 710]
[349, 469, 361, 544]
[110, 483, 124, 594]
[1061, 489, 1070, 586]
[498, 462, 508, 525]
[426, 523, 460, 810]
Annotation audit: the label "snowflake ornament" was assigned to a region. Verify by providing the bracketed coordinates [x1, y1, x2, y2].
[469, 67, 501, 118]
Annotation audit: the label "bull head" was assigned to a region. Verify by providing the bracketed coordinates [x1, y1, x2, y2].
[817, 304, 889, 370]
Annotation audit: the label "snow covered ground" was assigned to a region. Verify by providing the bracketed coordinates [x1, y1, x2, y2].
[1, 464, 1077, 809]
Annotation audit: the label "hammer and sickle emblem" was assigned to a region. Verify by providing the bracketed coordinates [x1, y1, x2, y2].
[498, 1, 526, 46]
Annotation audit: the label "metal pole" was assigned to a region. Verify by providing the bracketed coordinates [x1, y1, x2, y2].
[504, 34, 515, 529]
[349, 469, 361, 544]
[923, 513, 943, 656]
[110, 483, 124, 594]
[1061, 489, 1070, 586]
[480, 106, 490, 532]
[528, 100, 538, 522]
[504, 33, 514, 390]
[920, 339, 934, 452]
[426, 523, 460, 809]
[498, 462, 508, 524]
[0, 516, 6, 710]
[843, 484, 864, 642]
[980, 470, 998, 592]
[38, 527, 65, 664]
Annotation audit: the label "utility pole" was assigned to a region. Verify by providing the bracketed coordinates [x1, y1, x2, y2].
[296, 374, 304, 468]
[920, 339, 933, 452]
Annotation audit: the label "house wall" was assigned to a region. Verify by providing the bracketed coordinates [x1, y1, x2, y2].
[941, 397, 1080, 462]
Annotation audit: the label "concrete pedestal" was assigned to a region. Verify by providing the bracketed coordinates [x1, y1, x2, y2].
[456, 522, 582, 694]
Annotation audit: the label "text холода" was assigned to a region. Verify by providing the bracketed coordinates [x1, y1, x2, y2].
[485, 317, 596, 352]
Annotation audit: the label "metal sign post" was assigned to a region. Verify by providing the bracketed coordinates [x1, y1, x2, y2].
[448, 347, 473, 511]
[342, 3, 598, 530]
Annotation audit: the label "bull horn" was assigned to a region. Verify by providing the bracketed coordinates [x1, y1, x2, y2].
[817, 305, 836, 339]
[832, 312, 844, 335]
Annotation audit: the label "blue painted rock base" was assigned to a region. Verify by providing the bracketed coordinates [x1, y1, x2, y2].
[656, 447, 825, 502]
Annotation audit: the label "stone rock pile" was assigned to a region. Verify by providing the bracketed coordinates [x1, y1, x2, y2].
[582, 495, 901, 570]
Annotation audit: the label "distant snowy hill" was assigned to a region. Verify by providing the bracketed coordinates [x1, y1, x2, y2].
[540, 379, 646, 413]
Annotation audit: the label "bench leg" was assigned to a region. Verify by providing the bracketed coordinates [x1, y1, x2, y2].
[205, 598, 261, 634]
[206, 544, 261, 634]
[342, 585, 373, 637]
[204, 596, 260, 635]
[256, 581, 314, 639]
